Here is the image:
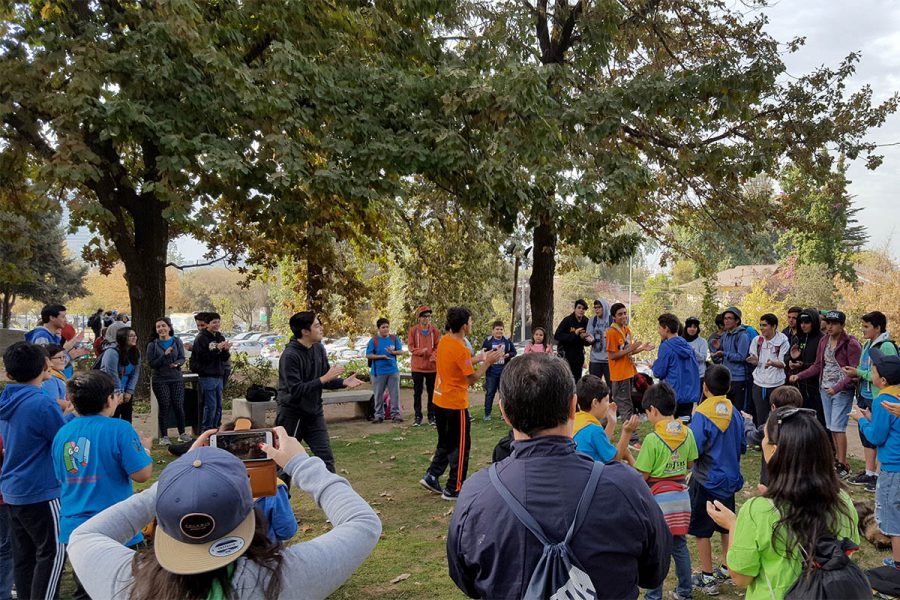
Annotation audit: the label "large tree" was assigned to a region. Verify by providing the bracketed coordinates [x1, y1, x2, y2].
[0, 152, 86, 327]
[0, 0, 450, 342]
[422, 0, 896, 331]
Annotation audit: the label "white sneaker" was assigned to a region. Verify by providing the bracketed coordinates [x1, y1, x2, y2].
[158, 436, 170, 446]
[178, 432, 192, 443]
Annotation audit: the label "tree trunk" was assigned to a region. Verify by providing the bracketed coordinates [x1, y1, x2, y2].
[306, 260, 326, 316]
[113, 194, 169, 400]
[530, 219, 557, 336]
[0, 292, 13, 329]
[510, 255, 520, 338]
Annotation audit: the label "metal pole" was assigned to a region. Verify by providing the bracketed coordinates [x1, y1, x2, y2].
[628, 256, 633, 320]
[521, 280, 527, 343]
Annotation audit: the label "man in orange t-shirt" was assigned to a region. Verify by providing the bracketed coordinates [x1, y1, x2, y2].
[419, 307, 502, 500]
[606, 302, 654, 447]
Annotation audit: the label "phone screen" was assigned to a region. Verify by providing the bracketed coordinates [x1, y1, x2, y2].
[211, 431, 272, 461]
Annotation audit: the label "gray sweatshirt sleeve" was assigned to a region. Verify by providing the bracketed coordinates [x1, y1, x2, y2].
[68, 454, 381, 600]
[68, 484, 157, 599]
[271, 454, 383, 599]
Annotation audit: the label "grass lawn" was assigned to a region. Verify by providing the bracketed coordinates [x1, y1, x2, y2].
[59, 395, 887, 599]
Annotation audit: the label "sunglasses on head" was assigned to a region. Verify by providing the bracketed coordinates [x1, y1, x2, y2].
[775, 407, 817, 426]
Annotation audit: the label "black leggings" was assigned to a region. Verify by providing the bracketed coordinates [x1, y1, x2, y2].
[153, 379, 186, 437]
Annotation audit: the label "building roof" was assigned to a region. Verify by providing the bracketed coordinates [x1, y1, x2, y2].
[680, 264, 779, 290]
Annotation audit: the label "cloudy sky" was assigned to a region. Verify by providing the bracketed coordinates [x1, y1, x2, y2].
[172, 1, 900, 263]
[763, 0, 900, 258]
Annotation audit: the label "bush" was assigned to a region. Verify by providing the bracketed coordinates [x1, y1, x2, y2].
[225, 352, 278, 400]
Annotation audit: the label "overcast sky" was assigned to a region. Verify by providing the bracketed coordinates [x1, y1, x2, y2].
[172, 1, 900, 263]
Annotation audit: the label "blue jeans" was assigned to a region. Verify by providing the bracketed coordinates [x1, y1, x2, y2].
[645, 534, 692, 600]
[0, 505, 13, 600]
[200, 376, 224, 431]
[484, 372, 501, 417]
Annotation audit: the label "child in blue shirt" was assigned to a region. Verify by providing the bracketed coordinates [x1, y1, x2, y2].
[850, 348, 900, 570]
[481, 321, 517, 422]
[0, 342, 67, 600]
[689, 365, 746, 596]
[52, 370, 152, 597]
[572, 375, 635, 465]
[366, 318, 404, 423]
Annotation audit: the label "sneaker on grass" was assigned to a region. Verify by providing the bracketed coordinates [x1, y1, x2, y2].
[178, 432, 192, 443]
[865, 477, 878, 493]
[713, 564, 732, 584]
[835, 462, 851, 480]
[848, 472, 876, 486]
[691, 573, 719, 596]
[418, 473, 442, 495]
[158, 436, 170, 446]
[441, 487, 459, 501]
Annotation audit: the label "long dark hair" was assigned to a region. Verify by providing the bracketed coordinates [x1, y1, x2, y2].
[129, 506, 284, 600]
[115, 327, 140, 366]
[151, 317, 176, 340]
[765, 407, 854, 564]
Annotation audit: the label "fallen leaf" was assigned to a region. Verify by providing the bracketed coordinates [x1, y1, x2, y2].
[340, 469, 349, 474]
[390, 573, 411, 584]
[389, 455, 396, 460]
[392, 437, 406, 441]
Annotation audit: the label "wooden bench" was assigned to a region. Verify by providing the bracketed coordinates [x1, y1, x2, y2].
[232, 389, 373, 424]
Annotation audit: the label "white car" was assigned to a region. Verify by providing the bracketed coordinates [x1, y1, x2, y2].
[232, 340, 263, 357]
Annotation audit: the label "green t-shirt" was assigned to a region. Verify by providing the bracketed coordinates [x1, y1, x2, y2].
[634, 427, 699, 478]
[727, 492, 859, 600]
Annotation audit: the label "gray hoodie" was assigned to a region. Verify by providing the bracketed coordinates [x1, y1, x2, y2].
[68, 453, 382, 600]
[586, 299, 611, 363]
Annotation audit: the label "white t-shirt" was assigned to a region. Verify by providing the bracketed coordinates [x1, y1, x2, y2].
[749, 332, 789, 388]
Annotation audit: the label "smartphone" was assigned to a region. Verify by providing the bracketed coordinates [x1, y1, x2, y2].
[210, 430, 273, 462]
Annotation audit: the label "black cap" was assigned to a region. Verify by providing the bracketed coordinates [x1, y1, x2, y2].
[870, 348, 900, 386]
[824, 310, 846, 325]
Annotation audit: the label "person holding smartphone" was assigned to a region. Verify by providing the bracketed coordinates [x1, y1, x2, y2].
[67, 426, 382, 600]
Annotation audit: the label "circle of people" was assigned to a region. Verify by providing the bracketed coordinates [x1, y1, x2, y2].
[2, 301, 900, 599]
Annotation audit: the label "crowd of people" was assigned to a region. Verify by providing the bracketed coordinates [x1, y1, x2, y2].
[1, 299, 899, 599]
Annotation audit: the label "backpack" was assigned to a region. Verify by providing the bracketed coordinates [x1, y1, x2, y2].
[489, 461, 603, 600]
[783, 536, 870, 600]
[367, 335, 398, 376]
[874, 339, 897, 352]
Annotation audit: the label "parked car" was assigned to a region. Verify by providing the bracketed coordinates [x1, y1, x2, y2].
[232, 340, 263, 357]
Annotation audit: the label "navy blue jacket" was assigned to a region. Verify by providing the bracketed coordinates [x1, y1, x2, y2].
[448, 436, 671, 599]
[481, 336, 517, 377]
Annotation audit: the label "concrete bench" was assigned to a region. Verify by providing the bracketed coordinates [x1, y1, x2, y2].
[232, 389, 373, 424]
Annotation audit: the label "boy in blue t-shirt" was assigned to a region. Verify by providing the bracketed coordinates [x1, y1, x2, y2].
[481, 321, 517, 422]
[635, 383, 699, 600]
[366, 318, 404, 423]
[0, 342, 66, 600]
[850, 348, 900, 570]
[52, 370, 152, 597]
[689, 364, 746, 596]
[572, 375, 635, 465]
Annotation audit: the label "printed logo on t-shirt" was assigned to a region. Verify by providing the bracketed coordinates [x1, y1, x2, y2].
[63, 437, 92, 474]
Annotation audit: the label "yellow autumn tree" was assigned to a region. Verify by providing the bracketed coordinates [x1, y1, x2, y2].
[739, 282, 785, 331]
[837, 250, 900, 338]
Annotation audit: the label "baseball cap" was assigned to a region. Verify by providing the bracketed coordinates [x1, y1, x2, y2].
[870, 348, 900, 386]
[824, 310, 846, 325]
[685, 316, 701, 327]
[416, 305, 432, 317]
[154, 447, 256, 575]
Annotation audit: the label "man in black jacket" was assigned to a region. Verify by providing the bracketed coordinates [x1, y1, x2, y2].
[554, 299, 594, 382]
[191, 312, 231, 432]
[448, 353, 671, 599]
[276, 311, 362, 472]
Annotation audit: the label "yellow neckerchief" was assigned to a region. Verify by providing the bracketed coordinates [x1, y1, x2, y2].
[573, 410, 602, 436]
[876, 385, 900, 401]
[653, 418, 688, 452]
[50, 369, 66, 383]
[695, 395, 734, 433]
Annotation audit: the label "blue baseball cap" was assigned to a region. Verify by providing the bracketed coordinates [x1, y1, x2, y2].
[154, 446, 255, 575]
[870, 348, 900, 386]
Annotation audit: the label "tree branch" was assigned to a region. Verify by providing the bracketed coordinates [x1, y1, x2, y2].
[166, 256, 229, 270]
